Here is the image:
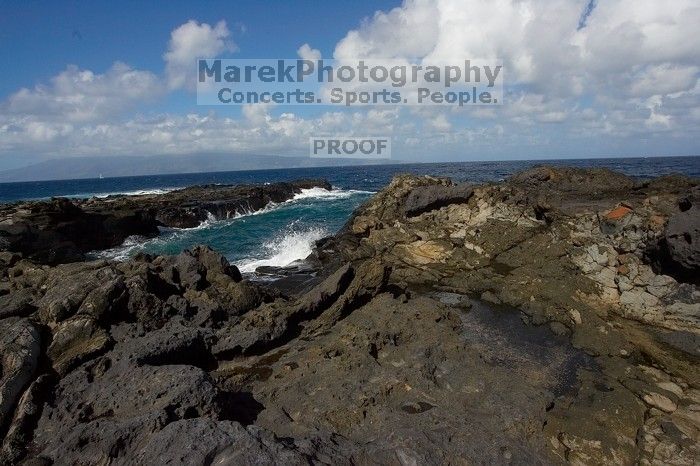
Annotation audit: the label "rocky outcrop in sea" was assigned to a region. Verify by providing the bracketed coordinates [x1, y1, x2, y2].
[0, 179, 331, 265]
[0, 167, 698, 465]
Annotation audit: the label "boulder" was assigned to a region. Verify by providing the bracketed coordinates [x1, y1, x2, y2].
[0, 319, 41, 431]
[190, 245, 242, 282]
[664, 188, 700, 279]
[47, 315, 111, 376]
[37, 262, 120, 324]
[123, 275, 167, 328]
[76, 277, 127, 320]
[114, 320, 214, 368]
[33, 361, 224, 463]
[206, 280, 268, 315]
[0, 288, 37, 319]
[0, 375, 50, 465]
[404, 183, 473, 217]
[176, 252, 207, 289]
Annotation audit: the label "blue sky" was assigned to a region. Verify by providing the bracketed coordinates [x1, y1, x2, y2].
[0, 0, 396, 115]
[0, 0, 698, 169]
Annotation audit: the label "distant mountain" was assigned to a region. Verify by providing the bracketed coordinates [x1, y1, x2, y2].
[0, 154, 397, 182]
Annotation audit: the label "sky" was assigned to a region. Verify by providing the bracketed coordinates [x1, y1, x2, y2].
[0, 0, 698, 170]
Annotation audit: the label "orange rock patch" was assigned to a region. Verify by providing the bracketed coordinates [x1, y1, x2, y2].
[605, 205, 632, 220]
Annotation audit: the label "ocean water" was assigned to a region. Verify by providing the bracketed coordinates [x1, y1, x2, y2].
[1, 156, 698, 273]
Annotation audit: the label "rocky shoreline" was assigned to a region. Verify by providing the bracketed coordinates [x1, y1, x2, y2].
[0, 179, 331, 265]
[0, 167, 698, 465]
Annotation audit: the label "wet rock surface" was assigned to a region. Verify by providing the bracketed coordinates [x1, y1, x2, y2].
[0, 169, 698, 465]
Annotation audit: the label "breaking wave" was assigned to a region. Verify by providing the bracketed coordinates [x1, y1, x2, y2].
[292, 187, 375, 201]
[235, 223, 328, 273]
[89, 186, 373, 273]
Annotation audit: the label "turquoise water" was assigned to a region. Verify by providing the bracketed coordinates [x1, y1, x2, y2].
[91, 187, 373, 272]
[2, 157, 698, 273]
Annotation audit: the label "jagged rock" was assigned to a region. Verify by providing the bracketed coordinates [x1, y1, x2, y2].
[7, 260, 48, 290]
[295, 263, 354, 312]
[304, 260, 390, 332]
[0, 251, 20, 269]
[0, 197, 159, 264]
[212, 262, 387, 356]
[132, 419, 309, 465]
[47, 315, 111, 376]
[403, 182, 473, 217]
[32, 361, 224, 463]
[0, 169, 698, 464]
[205, 280, 267, 315]
[155, 252, 206, 290]
[0, 375, 50, 465]
[164, 294, 192, 318]
[0, 319, 41, 431]
[664, 189, 700, 279]
[114, 320, 214, 368]
[0, 288, 37, 319]
[76, 277, 127, 320]
[190, 245, 242, 282]
[213, 301, 292, 357]
[37, 262, 120, 325]
[643, 392, 678, 413]
[184, 290, 225, 326]
[123, 275, 166, 328]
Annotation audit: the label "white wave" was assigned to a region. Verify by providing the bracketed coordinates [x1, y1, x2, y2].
[236, 226, 327, 273]
[91, 235, 151, 261]
[88, 187, 372, 263]
[191, 211, 221, 229]
[229, 201, 281, 219]
[61, 187, 179, 200]
[292, 187, 375, 201]
[194, 187, 373, 224]
[98, 188, 178, 197]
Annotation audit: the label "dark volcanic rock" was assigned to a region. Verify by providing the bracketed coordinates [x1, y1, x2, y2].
[0, 198, 159, 264]
[1, 170, 699, 465]
[663, 186, 700, 279]
[76, 276, 127, 320]
[403, 182, 473, 217]
[0, 288, 37, 319]
[212, 261, 389, 357]
[131, 419, 309, 465]
[0, 179, 332, 264]
[46, 316, 112, 376]
[0, 374, 51, 465]
[37, 261, 120, 324]
[509, 165, 636, 197]
[190, 245, 242, 282]
[0, 319, 41, 433]
[32, 362, 223, 464]
[116, 320, 214, 368]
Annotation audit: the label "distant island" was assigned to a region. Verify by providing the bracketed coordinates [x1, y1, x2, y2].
[0, 153, 394, 183]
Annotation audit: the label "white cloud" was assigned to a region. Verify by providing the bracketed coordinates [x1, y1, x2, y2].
[0, 105, 408, 158]
[628, 64, 699, 98]
[334, 0, 440, 59]
[0, 8, 698, 163]
[297, 44, 321, 61]
[4, 63, 160, 123]
[332, 0, 700, 134]
[164, 20, 235, 90]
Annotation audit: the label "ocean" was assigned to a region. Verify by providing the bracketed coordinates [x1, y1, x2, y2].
[1, 156, 698, 273]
